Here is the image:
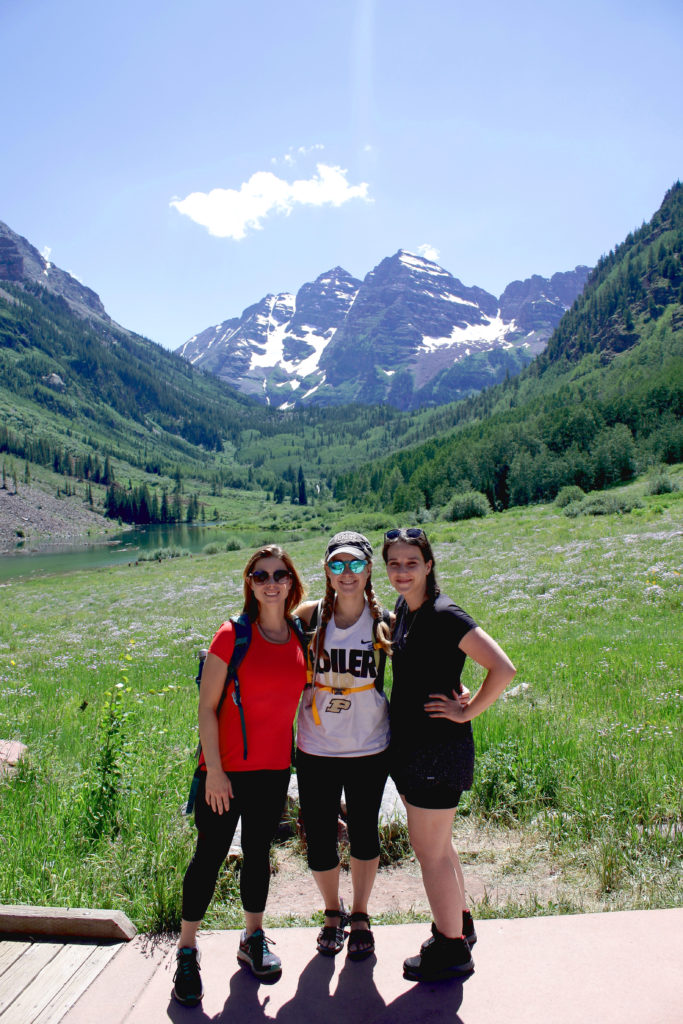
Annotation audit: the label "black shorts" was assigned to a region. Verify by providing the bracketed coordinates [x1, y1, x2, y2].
[400, 781, 464, 810]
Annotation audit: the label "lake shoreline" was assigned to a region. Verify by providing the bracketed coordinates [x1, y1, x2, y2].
[0, 482, 117, 555]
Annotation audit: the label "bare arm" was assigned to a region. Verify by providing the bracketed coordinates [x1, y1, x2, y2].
[293, 600, 319, 629]
[424, 627, 516, 724]
[198, 652, 234, 813]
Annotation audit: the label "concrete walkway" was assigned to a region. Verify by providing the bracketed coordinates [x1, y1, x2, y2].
[64, 909, 682, 1024]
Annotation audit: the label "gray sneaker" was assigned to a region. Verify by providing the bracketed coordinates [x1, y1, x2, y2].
[237, 928, 282, 979]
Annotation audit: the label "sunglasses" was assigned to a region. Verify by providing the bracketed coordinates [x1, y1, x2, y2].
[328, 559, 368, 575]
[249, 569, 291, 585]
[384, 528, 426, 541]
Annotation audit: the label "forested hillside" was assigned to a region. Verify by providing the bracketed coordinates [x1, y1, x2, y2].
[336, 183, 683, 512]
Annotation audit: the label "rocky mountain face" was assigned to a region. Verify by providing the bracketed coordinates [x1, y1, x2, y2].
[178, 252, 590, 410]
[0, 220, 110, 323]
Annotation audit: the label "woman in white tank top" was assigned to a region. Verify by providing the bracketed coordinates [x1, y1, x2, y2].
[295, 531, 392, 962]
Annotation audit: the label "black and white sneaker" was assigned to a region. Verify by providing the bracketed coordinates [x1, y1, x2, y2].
[404, 930, 474, 982]
[173, 946, 203, 1006]
[237, 928, 282, 979]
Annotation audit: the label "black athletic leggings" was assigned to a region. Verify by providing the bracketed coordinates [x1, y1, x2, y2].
[181, 769, 290, 921]
[296, 748, 390, 872]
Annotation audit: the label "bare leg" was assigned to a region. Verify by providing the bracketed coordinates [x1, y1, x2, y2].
[311, 864, 343, 946]
[405, 802, 463, 938]
[449, 841, 467, 907]
[244, 911, 264, 935]
[178, 919, 200, 949]
[349, 855, 379, 929]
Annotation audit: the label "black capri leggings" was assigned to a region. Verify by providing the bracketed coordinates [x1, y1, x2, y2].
[182, 768, 290, 921]
[296, 748, 389, 872]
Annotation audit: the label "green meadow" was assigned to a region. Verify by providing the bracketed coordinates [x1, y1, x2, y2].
[0, 473, 681, 932]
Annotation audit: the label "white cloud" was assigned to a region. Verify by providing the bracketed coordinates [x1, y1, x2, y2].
[272, 143, 325, 168]
[418, 243, 440, 263]
[171, 163, 370, 240]
[41, 245, 52, 263]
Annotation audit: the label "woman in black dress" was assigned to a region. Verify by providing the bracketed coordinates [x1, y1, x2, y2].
[382, 528, 516, 982]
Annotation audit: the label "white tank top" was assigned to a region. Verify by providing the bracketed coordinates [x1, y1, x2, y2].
[296, 604, 390, 758]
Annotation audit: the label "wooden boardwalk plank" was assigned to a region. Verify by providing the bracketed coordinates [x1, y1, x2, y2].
[0, 942, 62, 1015]
[0, 907, 135, 942]
[0, 941, 31, 978]
[0, 944, 94, 1024]
[32, 943, 122, 1024]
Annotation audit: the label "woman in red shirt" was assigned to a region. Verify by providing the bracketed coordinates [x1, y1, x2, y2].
[173, 545, 306, 1007]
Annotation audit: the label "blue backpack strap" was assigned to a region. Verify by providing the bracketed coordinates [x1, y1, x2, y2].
[289, 614, 308, 651]
[226, 614, 251, 761]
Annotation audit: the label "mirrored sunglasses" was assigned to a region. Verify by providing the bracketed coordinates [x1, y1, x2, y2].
[384, 528, 426, 541]
[328, 559, 368, 575]
[250, 569, 291, 585]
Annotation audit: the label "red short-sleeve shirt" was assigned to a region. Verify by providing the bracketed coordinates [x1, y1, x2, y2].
[205, 620, 306, 771]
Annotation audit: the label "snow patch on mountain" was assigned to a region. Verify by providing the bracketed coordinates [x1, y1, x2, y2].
[420, 314, 512, 353]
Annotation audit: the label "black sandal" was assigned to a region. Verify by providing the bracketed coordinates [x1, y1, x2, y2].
[347, 912, 375, 962]
[316, 905, 348, 957]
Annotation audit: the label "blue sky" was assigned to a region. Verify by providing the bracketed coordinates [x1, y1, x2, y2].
[2, 0, 682, 350]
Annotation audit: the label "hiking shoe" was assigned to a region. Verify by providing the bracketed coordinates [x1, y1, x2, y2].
[422, 912, 477, 951]
[404, 931, 474, 982]
[463, 909, 477, 946]
[173, 946, 203, 1006]
[237, 928, 282, 979]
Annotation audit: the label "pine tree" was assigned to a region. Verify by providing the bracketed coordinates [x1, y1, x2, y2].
[298, 465, 308, 506]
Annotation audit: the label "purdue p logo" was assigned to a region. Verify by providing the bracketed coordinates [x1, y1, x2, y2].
[325, 696, 352, 714]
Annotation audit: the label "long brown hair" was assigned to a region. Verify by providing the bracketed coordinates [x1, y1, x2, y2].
[242, 545, 305, 622]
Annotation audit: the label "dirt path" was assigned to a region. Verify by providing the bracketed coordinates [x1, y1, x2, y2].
[267, 820, 573, 922]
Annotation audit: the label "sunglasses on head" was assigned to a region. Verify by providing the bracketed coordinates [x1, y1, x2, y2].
[328, 558, 368, 575]
[384, 528, 426, 541]
[249, 569, 291, 585]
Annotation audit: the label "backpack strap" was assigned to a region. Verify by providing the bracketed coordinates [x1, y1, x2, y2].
[226, 613, 252, 761]
[289, 614, 308, 652]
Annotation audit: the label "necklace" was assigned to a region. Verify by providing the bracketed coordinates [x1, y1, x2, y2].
[395, 603, 423, 652]
[257, 622, 290, 644]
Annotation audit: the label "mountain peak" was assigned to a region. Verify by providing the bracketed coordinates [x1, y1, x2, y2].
[0, 219, 109, 323]
[177, 252, 590, 409]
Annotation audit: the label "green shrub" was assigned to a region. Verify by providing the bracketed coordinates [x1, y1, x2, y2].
[555, 485, 585, 508]
[138, 547, 190, 561]
[470, 739, 566, 823]
[564, 494, 643, 517]
[646, 470, 679, 496]
[448, 490, 491, 521]
[202, 542, 221, 555]
[224, 537, 245, 551]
